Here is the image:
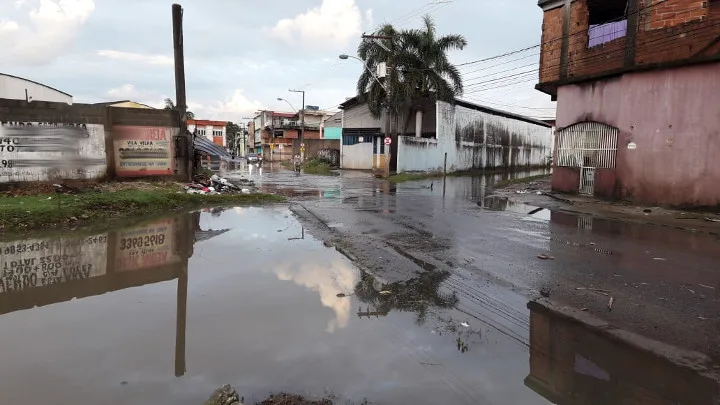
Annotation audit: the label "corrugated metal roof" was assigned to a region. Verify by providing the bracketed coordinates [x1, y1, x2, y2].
[194, 134, 232, 160]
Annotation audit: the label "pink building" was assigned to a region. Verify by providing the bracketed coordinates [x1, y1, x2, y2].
[537, 0, 720, 208]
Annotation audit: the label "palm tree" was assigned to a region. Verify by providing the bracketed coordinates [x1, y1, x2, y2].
[355, 15, 467, 134]
[164, 98, 195, 119]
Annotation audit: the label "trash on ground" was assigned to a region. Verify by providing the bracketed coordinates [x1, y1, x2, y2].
[705, 217, 720, 223]
[653, 257, 667, 261]
[460, 322, 470, 328]
[581, 308, 589, 312]
[537, 253, 554, 260]
[540, 287, 551, 297]
[607, 297, 615, 312]
[379, 290, 392, 295]
[698, 284, 715, 290]
[184, 174, 257, 195]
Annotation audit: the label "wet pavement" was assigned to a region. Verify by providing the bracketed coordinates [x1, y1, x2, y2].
[0, 162, 718, 404]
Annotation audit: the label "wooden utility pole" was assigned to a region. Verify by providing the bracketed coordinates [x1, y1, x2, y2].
[172, 3, 192, 182]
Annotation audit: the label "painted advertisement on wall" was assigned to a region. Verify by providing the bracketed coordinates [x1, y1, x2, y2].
[115, 218, 180, 271]
[113, 125, 176, 177]
[0, 233, 109, 294]
[0, 121, 108, 183]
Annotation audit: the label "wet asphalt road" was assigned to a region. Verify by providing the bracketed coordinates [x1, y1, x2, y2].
[0, 162, 718, 405]
[236, 162, 720, 360]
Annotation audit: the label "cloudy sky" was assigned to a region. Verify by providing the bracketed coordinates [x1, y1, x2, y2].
[0, 0, 556, 120]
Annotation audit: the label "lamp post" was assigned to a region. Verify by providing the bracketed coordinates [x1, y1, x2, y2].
[288, 89, 305, 162]
[277, 97, 296, 112]
[339, 52, 392, 177]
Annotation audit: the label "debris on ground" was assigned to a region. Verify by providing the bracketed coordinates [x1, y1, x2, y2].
[705, 217, 720, 223]
[185, 174, 258, 195]
[203, 384, 242, 405]
[607, 297, 615, 312]
[540, 287, 551, 297]
[537, 253, 554, 260]
[257, 393, 333, 405]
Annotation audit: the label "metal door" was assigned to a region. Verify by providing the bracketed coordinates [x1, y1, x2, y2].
[579, 167, 595, 195]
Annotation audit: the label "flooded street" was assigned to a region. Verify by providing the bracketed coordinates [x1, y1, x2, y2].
[1, 164, 718, 404]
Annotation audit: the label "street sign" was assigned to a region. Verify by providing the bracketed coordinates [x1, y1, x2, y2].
[279, 144, 284, 150]
[300, 147, 305, 152]
[300, 142, 305, 147]
[384, 137, 392, 145]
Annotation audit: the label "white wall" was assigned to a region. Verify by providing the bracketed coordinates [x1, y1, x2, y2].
[397, 101, 552, 173]
[341, 142, 373, 169]
[0, 122, 107, 183]
[0, 75, 72, 104]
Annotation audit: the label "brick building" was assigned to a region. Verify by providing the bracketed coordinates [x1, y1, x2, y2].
[252, 109, 332, 161]
[187, 119, 227, 148]
[537, 0, 720, 207]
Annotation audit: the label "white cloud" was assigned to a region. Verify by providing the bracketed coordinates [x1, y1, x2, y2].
[107, 84, 145, 100]
[0, 0, 95, 65]
[96, 50, 173, 66]
[270, 0, 371, 47]
[190, 89, 267, 120]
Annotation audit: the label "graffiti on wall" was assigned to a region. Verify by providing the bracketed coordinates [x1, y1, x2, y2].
[113, 125, 176, 177]
[115, 218, 180, 271]
[0, 234, 109, 294]
[0, 121, 108, 183]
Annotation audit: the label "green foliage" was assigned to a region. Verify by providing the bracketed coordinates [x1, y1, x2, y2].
[356, 15, 467, 118]
[0, 188, 284, 233]
[303, 158, 332, 174]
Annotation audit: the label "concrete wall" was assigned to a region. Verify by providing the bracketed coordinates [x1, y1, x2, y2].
[342, 104, 384, 130]
[0, 99, 186, 184]
[555, 62, 720, 207]
[0, 74, 72, 104]
[323, 127, 342, 140]
[397, 101, 552, 173]
[341, 142, 373, 170]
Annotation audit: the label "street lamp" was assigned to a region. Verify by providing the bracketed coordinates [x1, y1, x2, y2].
[288, 89, 305, 162]
[339, 54, 387, 91]
[277, 97, 296, 112]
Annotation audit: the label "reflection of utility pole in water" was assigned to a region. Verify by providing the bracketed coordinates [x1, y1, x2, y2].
[174, 261, 187, 377]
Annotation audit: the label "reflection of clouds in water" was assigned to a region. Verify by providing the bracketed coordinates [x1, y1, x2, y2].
[273, 258, 357, 333]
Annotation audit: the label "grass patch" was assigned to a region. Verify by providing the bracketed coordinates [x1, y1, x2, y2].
[388, 171, 444, 183]
[492, 173, 551, 189]
[303, 158, 333, 175]
[0, 188, 284, 233]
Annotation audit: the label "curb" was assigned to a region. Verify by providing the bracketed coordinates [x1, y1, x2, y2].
[528, 299, 720, 379]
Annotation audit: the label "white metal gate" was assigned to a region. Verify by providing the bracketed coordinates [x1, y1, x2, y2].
[556, 122, 618, 196]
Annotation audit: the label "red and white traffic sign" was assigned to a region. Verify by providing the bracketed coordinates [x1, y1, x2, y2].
[300, 142, 305, 147]
[384, 137, 392, 145]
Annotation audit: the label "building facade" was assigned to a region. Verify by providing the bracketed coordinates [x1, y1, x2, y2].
[252, 109, 333, 161]
[187, 120, 227, 148]
[338, 96, 553, 172]
[537, 0, 720, 207]
[0, 73, 72, 104]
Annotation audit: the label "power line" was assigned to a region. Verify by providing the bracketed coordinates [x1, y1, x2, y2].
[452, 0, 692, 69]
[461, 17, 720, 94]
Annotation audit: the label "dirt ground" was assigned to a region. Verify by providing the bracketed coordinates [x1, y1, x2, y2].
[492, 175, 720, 235]
[0, 179, 178, 197]
[256, 394, 334, 405]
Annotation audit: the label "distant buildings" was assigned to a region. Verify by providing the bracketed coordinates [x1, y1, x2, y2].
[252, 108, 334, 161]
[187, 119, 227, 147]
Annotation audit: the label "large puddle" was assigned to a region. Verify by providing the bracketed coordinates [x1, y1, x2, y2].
[0, 208, 717, 404]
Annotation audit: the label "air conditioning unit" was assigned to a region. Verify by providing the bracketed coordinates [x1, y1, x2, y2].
[377, 62, 387, 78]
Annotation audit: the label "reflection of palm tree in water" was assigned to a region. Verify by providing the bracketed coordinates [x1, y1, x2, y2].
[353, 269, 458, 325]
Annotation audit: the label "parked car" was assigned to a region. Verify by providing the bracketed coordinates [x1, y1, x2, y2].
[247, 153, 260, 164]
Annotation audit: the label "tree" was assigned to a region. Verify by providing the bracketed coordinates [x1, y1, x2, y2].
[225, 121, 241, 153]
[164, 98, 195, 119]
[356, 15, 467, 133]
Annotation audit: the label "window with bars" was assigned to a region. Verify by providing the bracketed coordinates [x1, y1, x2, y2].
[556, 122, 618, 168]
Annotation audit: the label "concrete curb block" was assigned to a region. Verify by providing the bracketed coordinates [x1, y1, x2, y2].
[528, 298, 720, 380]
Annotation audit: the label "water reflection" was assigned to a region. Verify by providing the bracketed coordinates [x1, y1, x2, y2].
[353, 269, 458, 325]
[526, 301, 719, 404]
[0, 212, 228, 379]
